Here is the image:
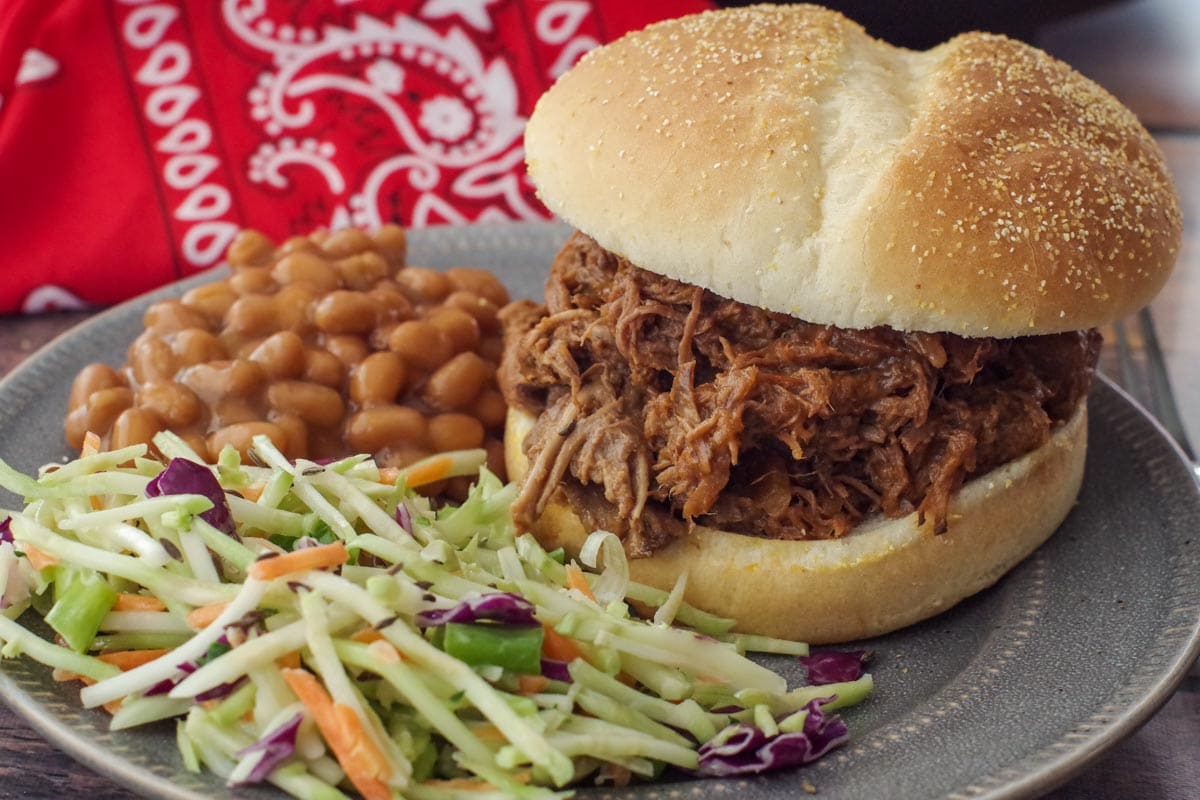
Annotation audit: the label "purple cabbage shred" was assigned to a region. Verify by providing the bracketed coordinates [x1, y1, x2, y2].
[696, 699, 849, 777]
[231, 712, 304, 786]
[395, 503, 413, 534]
[195, 675, 248, 703]
[415, 592, 537, 628]
[146, 459, 235, 535]
[0, 518, 11, 544]
[799, 650, 869, 685]
[540, 658, 571, 682]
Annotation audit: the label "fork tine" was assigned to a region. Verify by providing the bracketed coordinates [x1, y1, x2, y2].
[1136, 308, 1197, 461]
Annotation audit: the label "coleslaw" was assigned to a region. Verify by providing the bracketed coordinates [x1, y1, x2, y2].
[0, 432, 872, 798]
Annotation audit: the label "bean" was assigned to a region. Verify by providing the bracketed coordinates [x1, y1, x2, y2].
[212, 397, 260, 427]
[373, 224, 407, 266]
[225, 294, 281, 337]
[350, 352, 408, 406]
[69, 364, 125, 412]
[484, 436, 506, 479]
[334, 252, 391, 291]
[144, 300, 210, 335]
[181, 281, 237, 324]
[313, 290, 378, 335]
[268, 380, 345, 427]
[128, 335, 178, 384]
[370, 322, 398, 352]
[446, 267, 510, 307]
[181, 433, 211, 462]
[474, 388, 507, 430]
[324, 335, 370, 366]
[271, 251, 340, 292]
[226, 229, 275, 267]
[136, 381, 203, 428]
[78, 387, 135, 444]
[345, 405, 427, 455]
[303, 348, 345, 388]
[444, 290, 499, 332]
[248, 331, 306, 379]
[229, 266, 275, 295]
[368, 281, 414, 323]
[269, 413, 309, 460]
[478, 334, 505, 363]
[64, 407, 90, 450]
[423, 352, 492, 411]
[279, 235, 321, 255]
[425, 306, 480, 354]
[427, 413, 485, 452]
[272, 284, 317, 331]
[208, 421, 287, 463]
[387, 320, 452, 371]
[179, 359, 266, 403]
[111, 407, 163, 450]
[378, 444, 430, 469]
[321, 228, 374, 258]
[170, 328, 226, 366]
[396, 266, 451, 303]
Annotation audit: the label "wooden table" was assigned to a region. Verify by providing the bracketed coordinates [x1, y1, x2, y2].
[0, 2, 1197, 798]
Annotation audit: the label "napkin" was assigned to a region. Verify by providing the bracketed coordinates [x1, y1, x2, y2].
[0, 0, 713, 314]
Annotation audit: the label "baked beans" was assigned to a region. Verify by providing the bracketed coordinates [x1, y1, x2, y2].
[65, 224, 512, 485]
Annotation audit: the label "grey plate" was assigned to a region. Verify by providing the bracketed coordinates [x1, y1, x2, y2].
[1, 222, 1199, 800]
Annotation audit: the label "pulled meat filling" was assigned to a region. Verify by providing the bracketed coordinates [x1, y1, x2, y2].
[500, 233, 1100, 556]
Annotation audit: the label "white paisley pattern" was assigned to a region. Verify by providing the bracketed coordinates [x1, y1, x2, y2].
[222, 0, 547, 228]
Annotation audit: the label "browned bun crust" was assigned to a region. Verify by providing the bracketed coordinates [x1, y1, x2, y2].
[524, 4, 1180, 337]
[506, 403, 1087, 644]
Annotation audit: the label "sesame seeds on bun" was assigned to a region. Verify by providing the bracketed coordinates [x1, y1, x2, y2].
[524, 4, 1181, 337]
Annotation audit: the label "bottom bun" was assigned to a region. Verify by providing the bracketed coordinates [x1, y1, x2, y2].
[506, 402, 1088, 644]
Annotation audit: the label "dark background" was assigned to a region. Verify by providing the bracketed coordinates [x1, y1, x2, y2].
[717, 0, 1124, 48]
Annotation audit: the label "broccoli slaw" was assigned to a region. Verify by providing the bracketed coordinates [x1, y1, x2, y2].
[0, 432, 872, 799]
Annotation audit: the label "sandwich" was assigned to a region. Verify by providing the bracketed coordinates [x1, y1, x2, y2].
[498, 4, 1181, 643]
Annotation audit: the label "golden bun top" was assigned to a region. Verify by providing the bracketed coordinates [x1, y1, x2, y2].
[524, 4, 1181, 336]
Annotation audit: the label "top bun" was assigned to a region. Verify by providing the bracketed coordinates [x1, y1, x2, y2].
[525, 4, 1181, 337]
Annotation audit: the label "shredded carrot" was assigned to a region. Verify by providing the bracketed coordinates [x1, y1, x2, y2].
[97, 649, 170, 671]
[113, 593, 167, 612]
[399, 454, 454, 488]
[282, 668, 392, 800]
[185, 602, 229, 630]
[240, 482, 264, 502]
[350, 627, 385, 645]
[517, 674, 549, 695]
[247, 541, 348, 581]
[82, 431, 101, 457]
[89, 495, 105, 511]
[541, 625, 584, 663]
[21, 543, 58, 571]
[52, 668, 81, 683]
[365, 640, 403, 665]
[53, 669, 122, 712]
[378, 466, 401, 486]
[564, 565, 596, 602]
[276, 651, 301, 670]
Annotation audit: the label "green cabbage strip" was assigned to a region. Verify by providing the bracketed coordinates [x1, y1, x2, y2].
[0, 438, 873, 797]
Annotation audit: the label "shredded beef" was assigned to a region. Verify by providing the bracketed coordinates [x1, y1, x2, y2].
[500, 232, 1101, 556]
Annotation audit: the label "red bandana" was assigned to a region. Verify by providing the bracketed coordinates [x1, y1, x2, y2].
[0, 0, 713, 313]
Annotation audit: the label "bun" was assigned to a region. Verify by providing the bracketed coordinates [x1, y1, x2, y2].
[524, 4, 1181, 337]
[506, 403, 1087, 644]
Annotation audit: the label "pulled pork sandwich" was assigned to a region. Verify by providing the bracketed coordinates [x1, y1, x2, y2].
[500, 4, 1181, 643]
